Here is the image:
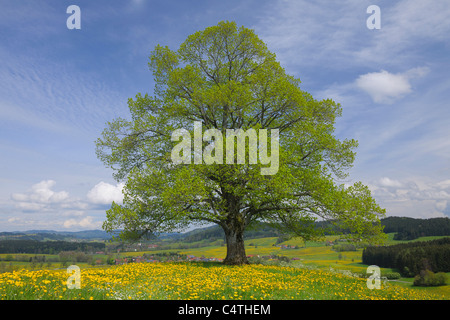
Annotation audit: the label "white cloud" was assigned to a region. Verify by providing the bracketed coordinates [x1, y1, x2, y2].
[9, 180, 90, 218]
[378, 177, 403, 188]
[436, 180, 450, 190]
[30, 180, 69, 203]
[87, 182, 125, 205]
[5, 180, 122, 231]
[355, 68, 428, 103]
[11, 180, 69, 207]
[63, 216, 99, 229]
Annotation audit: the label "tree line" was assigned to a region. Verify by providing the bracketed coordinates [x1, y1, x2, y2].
[0, 240, 105, 254]
[381, 216, 450, 240]
[0, 251, 116, 273]
[362, 237, 450, 276]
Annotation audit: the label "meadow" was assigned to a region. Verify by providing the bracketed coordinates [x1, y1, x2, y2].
[0, 234, 448, 300]
[0, 261, 446, 300]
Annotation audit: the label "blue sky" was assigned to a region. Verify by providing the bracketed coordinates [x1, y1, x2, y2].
[1, 0, 449, 231]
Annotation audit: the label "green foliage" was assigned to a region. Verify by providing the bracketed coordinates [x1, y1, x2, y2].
[96, 21, 386, 263]
[414, 270, 448, 287]
[59, 251, 90, 263]
[384, 272, 401, 280]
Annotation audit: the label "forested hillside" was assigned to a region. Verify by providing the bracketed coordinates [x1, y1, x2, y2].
[362, 237, 450, 276]
[381, 216, 450, 240]
[0, 240, 105, 254]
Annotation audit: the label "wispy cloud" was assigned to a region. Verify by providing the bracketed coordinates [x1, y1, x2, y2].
[255, 0, 366, 73]
[0, 48, 128, 136]
[0, 1, 61, 41]
[355, 0, 450, 65]
[378, 177, 403, 188]
[255, 0, 450, 74]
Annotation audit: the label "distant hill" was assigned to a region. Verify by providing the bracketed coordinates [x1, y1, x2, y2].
[1, 216, 448, 243]
[0, 229, 113, 241]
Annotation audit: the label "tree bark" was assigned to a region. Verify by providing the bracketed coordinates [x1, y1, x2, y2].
[222, 224, 249, 265]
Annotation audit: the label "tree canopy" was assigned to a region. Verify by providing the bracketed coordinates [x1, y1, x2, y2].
[96, 21, 386, 264]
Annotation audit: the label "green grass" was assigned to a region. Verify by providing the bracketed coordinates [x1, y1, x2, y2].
[139, 234, 450, 299]
[1, 234, 448, 299]
[1, 261, 446, 300]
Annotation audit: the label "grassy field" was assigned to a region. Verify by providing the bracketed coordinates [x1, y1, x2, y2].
[0, 261, 446, 300]
[1, 233, 448, 300]
[132, 233, 449, 298]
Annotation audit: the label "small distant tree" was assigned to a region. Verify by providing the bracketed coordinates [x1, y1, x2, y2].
[96, 21, 386, 265]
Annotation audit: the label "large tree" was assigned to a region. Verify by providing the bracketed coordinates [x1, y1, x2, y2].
[96, 21, 386, 265]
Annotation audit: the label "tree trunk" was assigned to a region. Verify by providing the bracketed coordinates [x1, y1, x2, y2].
[222, 225, 249, 265]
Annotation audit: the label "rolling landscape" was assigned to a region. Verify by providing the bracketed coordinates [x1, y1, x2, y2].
[1, 217, 449, 300]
